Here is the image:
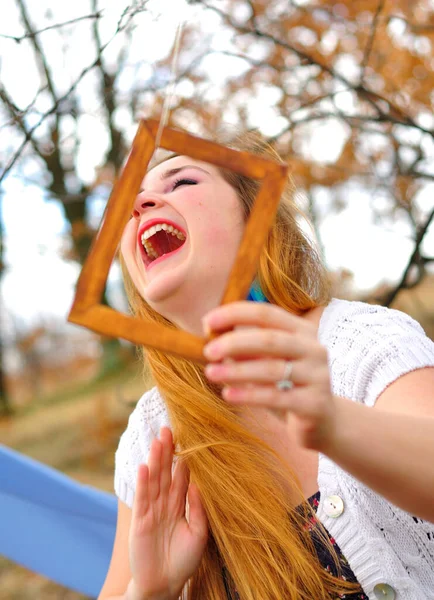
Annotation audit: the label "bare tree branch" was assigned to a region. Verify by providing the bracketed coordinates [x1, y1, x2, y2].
[0, 84, 45, 162]
[360, 0, 386, 81]
[0, 11, 103, 43]
[191, 0, 434, 139]
[14, 0, 63, 182]
[383, 207, 434, 306]
[0, 2, 149, 185]
[91, 0, 125, 170]
[16, 0, 60, 104]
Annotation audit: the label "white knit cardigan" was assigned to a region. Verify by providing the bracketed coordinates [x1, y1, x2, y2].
[114, 299, 434, 600]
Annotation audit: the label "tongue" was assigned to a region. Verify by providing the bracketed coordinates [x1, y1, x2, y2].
[150, 230, 184, 259]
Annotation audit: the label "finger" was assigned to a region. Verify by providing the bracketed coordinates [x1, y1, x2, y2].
[206, 358, 297, 385]
[204, 329, 314, 362]
[187, 483, 208, 542]
[223, 383, 293, 405]
[132, 463, 150, 519]
[206, 358, 328, 386]
[159, 427, 174, 497]
[203, 302, 314, 336]
[147, 438, 162, 502]
[222, 383, 303, 411]
[171, 457, 189, 508]
[222, 384, 327, 419]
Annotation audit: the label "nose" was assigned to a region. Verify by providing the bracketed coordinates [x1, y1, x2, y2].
[132, 191, 164, 219]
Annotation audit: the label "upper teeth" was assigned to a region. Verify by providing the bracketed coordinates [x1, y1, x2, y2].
[141, 223, 186, 242]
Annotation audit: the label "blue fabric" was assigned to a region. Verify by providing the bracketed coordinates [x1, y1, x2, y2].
[0, 444, 117, 598]
[247, 281, 268, 303]
[0, 287, 267, 596]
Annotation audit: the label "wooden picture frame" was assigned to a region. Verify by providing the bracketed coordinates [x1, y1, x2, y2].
[68, 119, 289, 362]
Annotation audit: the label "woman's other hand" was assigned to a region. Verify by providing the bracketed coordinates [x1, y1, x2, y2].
[129, 427, 208, 600]
[203, 302, 337, 453]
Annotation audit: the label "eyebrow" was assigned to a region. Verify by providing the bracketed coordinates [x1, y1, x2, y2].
[159, 165, 211, 180]
[140, 165, 211, 194]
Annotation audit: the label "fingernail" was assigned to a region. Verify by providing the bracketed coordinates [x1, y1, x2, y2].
[202, 309, 221, 330]
[222, 386, 242, 401]
[201, 317, 211, 336]
[204, 364, 223, 379]
[203, 342, 221, 360]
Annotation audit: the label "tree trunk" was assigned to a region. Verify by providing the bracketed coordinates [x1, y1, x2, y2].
[61, 193, 125, 373]
[0, 193, 12, 415]
[0, 338, 12, 416]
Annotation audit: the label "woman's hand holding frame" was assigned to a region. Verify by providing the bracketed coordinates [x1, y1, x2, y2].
[202, 301, 337, 453]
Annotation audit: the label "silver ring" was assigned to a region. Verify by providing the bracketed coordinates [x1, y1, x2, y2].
[276, 360, 294, 392]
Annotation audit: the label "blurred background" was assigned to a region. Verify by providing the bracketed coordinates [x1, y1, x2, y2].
[0, 0, 433, 597]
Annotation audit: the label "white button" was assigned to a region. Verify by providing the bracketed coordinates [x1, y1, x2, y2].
[373, 583, 396, 599]
[323, 495, 344, 518]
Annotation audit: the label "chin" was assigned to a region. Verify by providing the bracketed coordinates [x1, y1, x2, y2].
[144, 272, 224, 334]
[142, 267, 188, 306]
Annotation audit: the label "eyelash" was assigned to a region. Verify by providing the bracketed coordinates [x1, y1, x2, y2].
[172, 177, 198, 191]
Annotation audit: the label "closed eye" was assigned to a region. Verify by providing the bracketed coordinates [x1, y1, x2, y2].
[172, 178, 198, 191]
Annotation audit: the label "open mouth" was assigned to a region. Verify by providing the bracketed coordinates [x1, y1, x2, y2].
[139, 221, 187, 267]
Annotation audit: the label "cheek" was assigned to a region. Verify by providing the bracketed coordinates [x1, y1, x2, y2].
[120, 220, 139, 274]
[203, 223, 227, 245]
[199, 220, 244, 269]
[191, 190, 245, 257]
[120, 219, 133, 251]
[198, 217, 241, 249]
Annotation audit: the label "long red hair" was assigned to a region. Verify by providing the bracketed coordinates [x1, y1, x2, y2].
[121, 132, 360, 599]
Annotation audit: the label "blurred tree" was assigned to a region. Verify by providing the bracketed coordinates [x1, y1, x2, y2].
[0, 0, 149, 374]
[0, 0, 433, 342]
[0, 189, 12, 414]
[160, 0, 434, 304]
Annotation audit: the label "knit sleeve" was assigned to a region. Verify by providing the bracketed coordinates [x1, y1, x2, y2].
[114, 386, 171, 508]
[322, 299, 434, 408]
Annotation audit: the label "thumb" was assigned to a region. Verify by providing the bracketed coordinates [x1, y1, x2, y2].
[187, 483, 208, 542]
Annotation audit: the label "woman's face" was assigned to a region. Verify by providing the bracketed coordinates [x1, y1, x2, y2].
[121, 155, 245, 333]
